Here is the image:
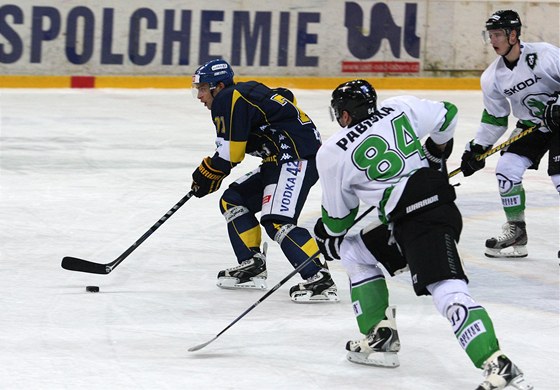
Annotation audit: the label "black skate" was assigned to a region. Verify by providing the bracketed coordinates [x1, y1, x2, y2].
[485, 221, 528, 258]
[476, 351, 533, 390]
[216, 251, 267, 290]
[346, 306, 400, 367]
[289, 268, 338, 302]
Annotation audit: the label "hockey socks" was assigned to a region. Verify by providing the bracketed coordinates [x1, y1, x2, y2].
[500, 183, 526, 221]
[268, 222, 324, 279]
[351, 276, 389, 335]
[447, 304, 499, 368]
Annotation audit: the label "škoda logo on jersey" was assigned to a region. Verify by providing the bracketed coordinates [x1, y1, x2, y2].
[503, 75, 542, 96]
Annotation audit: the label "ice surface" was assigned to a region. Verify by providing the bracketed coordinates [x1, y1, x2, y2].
[0, 88, 558, 389]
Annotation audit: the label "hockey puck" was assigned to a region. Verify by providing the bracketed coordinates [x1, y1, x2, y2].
[86, 286, 100, 293]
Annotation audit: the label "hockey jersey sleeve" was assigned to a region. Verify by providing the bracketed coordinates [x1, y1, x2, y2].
[474, 65, 511, 146]
[210, 88, 257, 168]
[385, 95, 458, 144]
[316, 141, 360, 236]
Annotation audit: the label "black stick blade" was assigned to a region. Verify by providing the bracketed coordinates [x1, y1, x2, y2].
[61, 257, 111, 274]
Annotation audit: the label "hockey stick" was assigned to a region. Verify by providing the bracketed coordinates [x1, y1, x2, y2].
[448, 125, 538, 178]
[188, 205, 376, 352]
[61, 191, 195, 275]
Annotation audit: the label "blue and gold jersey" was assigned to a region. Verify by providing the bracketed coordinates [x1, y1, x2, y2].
[210, 81, 321, 172]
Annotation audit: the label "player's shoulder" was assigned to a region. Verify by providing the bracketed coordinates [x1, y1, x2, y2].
[215, 81, 265, 103]
[382, 95, 422, 107]
[234, 80, 269, 93]
[480, 59, 501, 89]
[318, 127, 349, 156]
[380, 95, 428, 114]
[482, 56, 502, 76]
[522, 41, 559, 52]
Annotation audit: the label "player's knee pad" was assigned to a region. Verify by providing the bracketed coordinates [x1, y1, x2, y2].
[428, 279, 476, 318]
[219, 187, 244, 212]
[221, 205, 250, 223]
[340, 235, 385, 282]
[219, 187, 251, 220]
[261, 219, 296, 244]
[495, 153, 531, 194]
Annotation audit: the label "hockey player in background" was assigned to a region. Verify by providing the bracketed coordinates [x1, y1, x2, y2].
[460, 10, 560, 258]
[543, 91, 560, 259]
[313, 79, 532, 389]
[190, 58, 338, 303]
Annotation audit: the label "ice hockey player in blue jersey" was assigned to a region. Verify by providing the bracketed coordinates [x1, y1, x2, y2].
[460, 10, 560, 258]
[190, 58, 338, 302]
[313, 79, 532, 389]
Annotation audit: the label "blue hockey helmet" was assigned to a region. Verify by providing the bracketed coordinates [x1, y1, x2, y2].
[192, 59, 234, 89]
[330, 79, 377, 123]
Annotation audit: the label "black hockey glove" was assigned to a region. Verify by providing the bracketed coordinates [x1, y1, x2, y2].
[422, 137, 453, 171]
[191, 157, 227, 198]
[314, 218, 344, 261]
[460, 140, 490, 177]
[544, 92, 560, 133]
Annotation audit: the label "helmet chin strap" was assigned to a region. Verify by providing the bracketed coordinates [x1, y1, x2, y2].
[502, 41, 516, 57]
[501, 29, 518, 58]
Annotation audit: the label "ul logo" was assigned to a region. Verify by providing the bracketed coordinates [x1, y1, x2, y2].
[344, 2, 420, 59]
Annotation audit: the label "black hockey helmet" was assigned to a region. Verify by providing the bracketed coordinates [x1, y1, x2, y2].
[330, 79, 377, 123]
[485, 10, 522, 37]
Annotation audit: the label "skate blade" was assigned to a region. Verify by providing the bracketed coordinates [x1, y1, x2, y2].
[346, 351, 400, 367]
[485, 246, 528, 258]
[290, 288, 340, 303]
[216, 276, 267, 290]
[509, 374, 534, 390]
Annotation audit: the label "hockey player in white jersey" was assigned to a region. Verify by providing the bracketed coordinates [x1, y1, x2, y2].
[460, 10, 560, 258]
[313, 79, 532, 389]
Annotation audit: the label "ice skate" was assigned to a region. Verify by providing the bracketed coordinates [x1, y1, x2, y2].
[289, 268, 339, 302]
[476, 351, 533, 390]
[485, 221, 528, 258]
[216, 252, 267, 290]
[346, 306, 400, 367]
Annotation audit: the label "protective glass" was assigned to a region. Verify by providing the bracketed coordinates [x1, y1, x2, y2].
[328, 106, 337, 122]
[191, 83, 214, 98]
[481, 29, 507, 44]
